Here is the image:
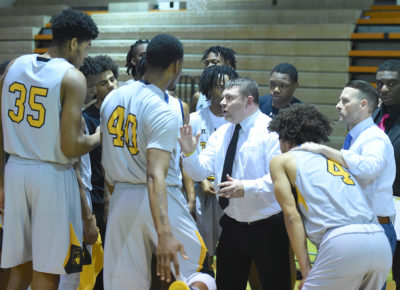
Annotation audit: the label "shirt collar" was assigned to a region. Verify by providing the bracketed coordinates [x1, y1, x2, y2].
[139, 80, 167, 103]
[348, 117, 374, 140]
[238, 109, 261, 132]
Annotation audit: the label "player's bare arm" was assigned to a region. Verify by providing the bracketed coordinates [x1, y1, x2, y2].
[270, 153, 311, 289]
[60, 68, 100, 158]
[147, 148, 187, 283]
[74, 160, 98, 245]
[294, 142, 348, 168]
[181, 161, 196, 214]
[182, 101, 190, 125]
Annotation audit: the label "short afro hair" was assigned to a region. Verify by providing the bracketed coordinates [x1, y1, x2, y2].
[146, 34, 183, 70]
[79, 57, 101, 77]
[93, 55, 119, 79]
[268, 104, 332, 145]
[51, 9, 98, 45]
[270, 63, 298, 83]
[202, 46, 236, 70]
[126, 39, 149, 77]
[200, 65, 238, 101]
[377, 59, 400, 75]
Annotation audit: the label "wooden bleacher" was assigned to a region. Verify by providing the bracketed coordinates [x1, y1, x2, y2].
[350, 1, 400, 84]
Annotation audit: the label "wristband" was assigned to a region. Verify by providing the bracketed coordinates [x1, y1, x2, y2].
[183, 150, 196, 157]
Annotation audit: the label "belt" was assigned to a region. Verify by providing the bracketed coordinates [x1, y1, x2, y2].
[377, 216, 390, 224]
[224, 212, 282, 227]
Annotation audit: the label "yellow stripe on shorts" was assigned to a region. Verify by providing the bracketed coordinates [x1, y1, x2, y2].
[195, 230, 207, 272]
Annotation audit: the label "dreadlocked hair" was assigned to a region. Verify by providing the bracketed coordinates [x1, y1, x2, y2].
[199, 65, 238, 101]
[126, 39, 149, 77]
[201, 46, 237, 69]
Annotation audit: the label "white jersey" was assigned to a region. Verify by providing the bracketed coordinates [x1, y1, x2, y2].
[1, 54, 74, 164]
[196, 93, 210, 111]
[291, 150, 377, 247]
[190, 107, 226, 154]
[169, 94, 184, 183]
[101, 81, 180, 186]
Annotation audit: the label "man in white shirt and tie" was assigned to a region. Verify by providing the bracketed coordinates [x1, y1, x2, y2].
[179, 77, 291, 290]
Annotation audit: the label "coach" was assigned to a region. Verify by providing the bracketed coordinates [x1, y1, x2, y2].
[179, 77, 291, 290]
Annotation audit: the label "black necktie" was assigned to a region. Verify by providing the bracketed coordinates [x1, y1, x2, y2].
[219, 124, 241, 210]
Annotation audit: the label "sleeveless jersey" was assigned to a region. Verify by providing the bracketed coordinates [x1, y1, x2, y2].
[2, 54, 74, 164]
[100, 81, 180, 186]
[291, 150, 377, 247]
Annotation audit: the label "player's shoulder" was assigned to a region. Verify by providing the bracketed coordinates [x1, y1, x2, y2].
[62, 66, 86, 85]
[272, 151, 293, 165]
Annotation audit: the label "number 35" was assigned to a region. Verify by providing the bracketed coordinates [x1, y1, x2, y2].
[8, 82, 47, 128]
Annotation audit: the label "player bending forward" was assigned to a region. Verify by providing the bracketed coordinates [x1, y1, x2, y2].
[269, 104, 392, 290]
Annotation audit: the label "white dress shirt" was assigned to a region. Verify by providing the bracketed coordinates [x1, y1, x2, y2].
[341, 117, 396, 217]
[183, 109, 282, 222]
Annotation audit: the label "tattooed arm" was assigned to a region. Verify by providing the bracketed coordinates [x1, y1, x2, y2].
[147, 148, 187, 283]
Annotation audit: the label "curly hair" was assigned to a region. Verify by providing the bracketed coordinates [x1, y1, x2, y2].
[93, 55, 119, 79]
[268, 104, 332, 145]
[79, 57, 101, 77]
[125, 39, 149, 77]
[146, 34, 183, 70]
[199, 65, 238, 101]
[202, 46, 236, 70]
[51, 9, 98, 45]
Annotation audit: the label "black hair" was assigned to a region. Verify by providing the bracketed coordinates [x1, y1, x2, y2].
[93, 55, 119, 79]
[377, 59, 400, 75]
[268, 104, 332, 145]
[125, 39, 149, 77]
[51, 9, 98, 45]
[345, 80, 378, 113]
[201, 46, 236, 69]
[199, 65, 239, 101]
[270, 63, 298, 83]
[0, 60, 10, 76]
[136, 54, 147, 80]
[146, 34, 183, 70]
[79, 57, 102, 77]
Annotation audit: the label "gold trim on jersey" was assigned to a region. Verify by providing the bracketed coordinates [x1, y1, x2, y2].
[294, 185, 309, 212]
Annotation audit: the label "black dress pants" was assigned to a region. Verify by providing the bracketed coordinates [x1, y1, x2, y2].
[216, 212, 291, 290]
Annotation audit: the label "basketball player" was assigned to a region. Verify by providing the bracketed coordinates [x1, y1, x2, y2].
[269, 104, 392, 289]
[0, 9, 100, 290]
[101, 34, 215, 290]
